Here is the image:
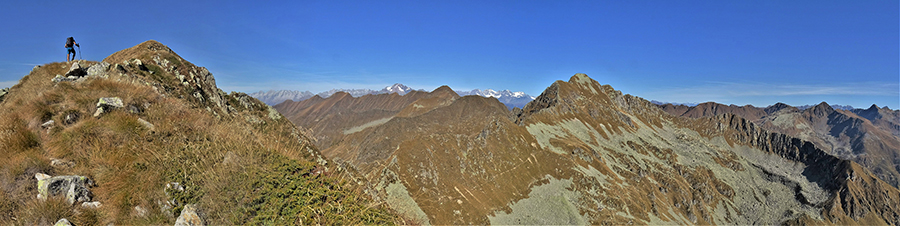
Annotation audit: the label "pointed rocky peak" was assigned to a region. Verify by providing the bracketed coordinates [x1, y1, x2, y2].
[103, 40, 179, 65]
[384, 83, 412, 93]
[330, 91, 352, 99]
[568, 73, 594, 85]
[806, 101, 835, 117]
[431, 85, 460, 98]
[853, 104, 883, 122]
[867, 104, 879, 111]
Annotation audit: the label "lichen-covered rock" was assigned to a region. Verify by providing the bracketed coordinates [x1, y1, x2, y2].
[94, 97, 124, 117]
[37, 175, 94, 205]
[175, 204, 204, 226]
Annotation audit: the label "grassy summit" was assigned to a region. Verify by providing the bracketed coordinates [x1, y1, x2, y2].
[0, 40, 396, 225]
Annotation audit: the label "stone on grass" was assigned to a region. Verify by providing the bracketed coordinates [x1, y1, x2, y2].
[175, 204, 204, 226]
[41, 120, 55, 129]
[138, 118, 155, 131]
[50, 158, 75, 168]
[81, 201, 102, 209]
[94, 97, 124, 117]
[37, 175, 94, 205]
[54, 218, 72, 226]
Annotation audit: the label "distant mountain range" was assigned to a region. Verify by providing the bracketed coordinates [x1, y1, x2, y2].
[650, 100, 859, 111]
[249, 84, 536, 108]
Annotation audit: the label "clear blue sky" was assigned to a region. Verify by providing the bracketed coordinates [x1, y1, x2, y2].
[1, 1, 897, 108]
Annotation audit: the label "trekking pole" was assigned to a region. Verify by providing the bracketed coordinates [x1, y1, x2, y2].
[77, 45, 82, 60]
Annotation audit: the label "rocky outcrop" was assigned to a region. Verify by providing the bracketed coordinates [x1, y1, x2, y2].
[64, 62, 87, 77]
[86, 62, 111, 78]
[36, 174, 94, 205]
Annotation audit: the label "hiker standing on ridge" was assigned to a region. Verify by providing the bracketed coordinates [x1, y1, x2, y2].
[65, 37, 79, 62]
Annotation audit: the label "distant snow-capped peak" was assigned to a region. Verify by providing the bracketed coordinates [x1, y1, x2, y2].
[384, 83, 412, 93]
[457, 89, 535, 100]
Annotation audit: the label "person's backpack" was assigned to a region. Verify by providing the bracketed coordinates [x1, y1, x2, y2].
[66, 37, 74, 48]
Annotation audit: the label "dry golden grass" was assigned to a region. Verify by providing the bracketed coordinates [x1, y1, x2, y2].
[0, 47, 397, 224]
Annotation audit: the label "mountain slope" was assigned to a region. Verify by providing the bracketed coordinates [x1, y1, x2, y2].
[0, 41, 395, 225]
[273, 87, 453, 150]
[247, 90, 314, 106]
[282, 73, 900, 225]
[658, 101, 900, 188]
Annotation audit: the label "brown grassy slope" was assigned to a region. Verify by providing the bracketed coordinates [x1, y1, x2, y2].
[0, 41, 396, 225]
[662, 102, 768, 121]
[274, 87, 452, 149]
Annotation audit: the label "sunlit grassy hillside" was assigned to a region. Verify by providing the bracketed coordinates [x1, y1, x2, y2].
[0, 41, 396, 225]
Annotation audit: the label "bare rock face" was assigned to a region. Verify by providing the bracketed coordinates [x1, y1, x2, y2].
[37, 175, 94, 205]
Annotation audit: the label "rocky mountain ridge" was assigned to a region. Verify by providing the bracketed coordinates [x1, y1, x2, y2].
[658, 101, 900, 188]
[277, 73, 900, 225]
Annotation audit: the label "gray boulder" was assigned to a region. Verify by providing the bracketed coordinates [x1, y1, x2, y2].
[64, 62, 87, 77]
[174, 204, 204, 226]
[37, 175, 94, 205]
[94, 97, 124, 117]
[87, 62, 111, 78]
